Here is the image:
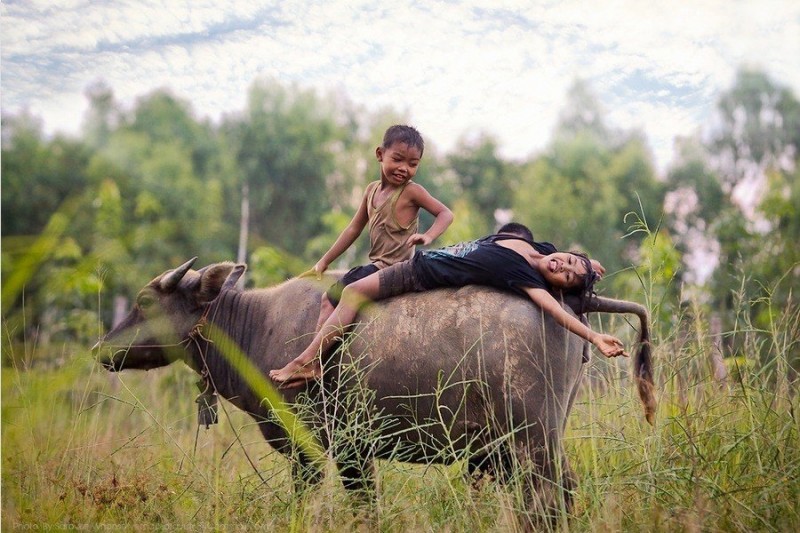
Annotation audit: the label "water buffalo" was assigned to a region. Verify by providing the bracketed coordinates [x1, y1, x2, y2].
[94, 258, 654, 525]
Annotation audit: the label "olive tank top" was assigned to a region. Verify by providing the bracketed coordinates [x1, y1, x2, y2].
[366, 180, 419, 269]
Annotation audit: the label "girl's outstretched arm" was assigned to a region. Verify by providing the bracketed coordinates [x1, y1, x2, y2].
[523, 287, 627, 358]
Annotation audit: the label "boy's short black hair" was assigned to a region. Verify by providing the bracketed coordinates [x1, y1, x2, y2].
[383, 125, 424, 155]
[497, 222, 534, 243]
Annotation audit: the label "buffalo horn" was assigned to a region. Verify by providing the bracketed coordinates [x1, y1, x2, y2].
[160, 257, 198, 292]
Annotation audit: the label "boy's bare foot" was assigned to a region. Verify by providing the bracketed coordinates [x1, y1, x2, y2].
[278, 373, 318, 389]
[269, 360, 320, 384]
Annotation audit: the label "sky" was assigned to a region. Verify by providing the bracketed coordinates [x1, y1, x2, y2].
[2, 0, 799, 173]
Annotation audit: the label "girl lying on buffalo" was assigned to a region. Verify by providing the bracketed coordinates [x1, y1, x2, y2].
[269, 222, 626, 387]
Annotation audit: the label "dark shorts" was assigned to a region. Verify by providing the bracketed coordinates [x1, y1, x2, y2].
[377, 259, 426, 300]
[325, 264, 380, 306]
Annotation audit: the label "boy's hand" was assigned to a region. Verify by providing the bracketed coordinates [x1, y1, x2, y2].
[592, 333, 627, 358]
[405, 233, 432, 247]
[311, 261, 328, 280]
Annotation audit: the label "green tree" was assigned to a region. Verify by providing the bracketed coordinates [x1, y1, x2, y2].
[447, 133, 513, 226]
[663, 137, 728, 286]
[76, 88, 232, 326]
[712, 69, 800, 191]
[1, 111, 105, 354]
[754, 165, 800, 296]
[555, 79, 617, 143]
[441, 197, 491, 244]
[222, 79, 339, 259]
[512, 81, 665, 284]
[682, 68, 800, 367]
[708, 70, 799, 294]
[1, 112, 92, 237]
[82, 80, 120, 150]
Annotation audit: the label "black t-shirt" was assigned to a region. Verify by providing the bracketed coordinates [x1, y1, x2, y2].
[412, 234, 558, 297]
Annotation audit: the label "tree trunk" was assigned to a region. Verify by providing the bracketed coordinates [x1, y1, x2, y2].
[237, 181, 250, 283]
[112, 295, 128, 328]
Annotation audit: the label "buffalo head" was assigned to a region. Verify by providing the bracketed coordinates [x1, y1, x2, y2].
[94, 258, 246, 372]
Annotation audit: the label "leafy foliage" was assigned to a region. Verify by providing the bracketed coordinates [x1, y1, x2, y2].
[2, 66, 799, 533]
[1, 70, 797, 377]
[513, 82, 665, 277]
[665, 69, 800, 366]
[222, 80, 340, 257]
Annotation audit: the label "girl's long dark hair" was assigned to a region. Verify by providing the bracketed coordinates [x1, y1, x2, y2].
[565, 251, 599, 314]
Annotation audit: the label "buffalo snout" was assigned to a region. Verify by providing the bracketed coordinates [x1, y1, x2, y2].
[92, 341, 122, 371]
[94, 340, 172, 371]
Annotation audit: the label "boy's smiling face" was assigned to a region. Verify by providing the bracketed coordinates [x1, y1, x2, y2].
[376, 142, 422, 186]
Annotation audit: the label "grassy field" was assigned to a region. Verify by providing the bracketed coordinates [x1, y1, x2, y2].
[3, 318, 799, 532]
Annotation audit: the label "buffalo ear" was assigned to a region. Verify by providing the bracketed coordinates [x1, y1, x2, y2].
[221, 264, 247, 291]
[197, 262, 241, 304]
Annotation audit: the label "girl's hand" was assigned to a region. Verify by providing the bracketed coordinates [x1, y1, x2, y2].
[406, 233, 432, 247]
[590, 259, 606, 278]
[593, 333, 628, 358]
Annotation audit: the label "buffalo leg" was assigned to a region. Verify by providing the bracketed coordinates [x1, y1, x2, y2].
[466, 444, 514, 487]
[512, 441, 572, 531]
[291, 455, 324, 494]
[261, 424, 324, 494]
[335, 447, 376, 498]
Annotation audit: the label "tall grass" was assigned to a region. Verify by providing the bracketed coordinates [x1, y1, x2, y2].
[3, 279, 799, 531]
[4, 297, 798, 532]
[568, 320, 800, 532]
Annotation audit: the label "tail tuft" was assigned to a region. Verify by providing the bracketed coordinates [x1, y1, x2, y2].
[635, 341, 657, 425]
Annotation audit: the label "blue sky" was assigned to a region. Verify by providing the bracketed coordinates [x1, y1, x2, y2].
[3, 0, 799, 172]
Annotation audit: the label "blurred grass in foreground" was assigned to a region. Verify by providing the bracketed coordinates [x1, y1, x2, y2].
[2, 321, 798, 532]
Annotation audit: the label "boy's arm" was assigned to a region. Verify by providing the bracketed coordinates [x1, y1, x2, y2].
[404, 184, 454, 247]
[313, 190, 370, 277]
[523, 287, 627, 358]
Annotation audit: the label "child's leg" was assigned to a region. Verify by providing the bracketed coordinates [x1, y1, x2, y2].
[269, 274, 382, 383]
[316, 294, 336, 333]
[317, 264, 379, 333]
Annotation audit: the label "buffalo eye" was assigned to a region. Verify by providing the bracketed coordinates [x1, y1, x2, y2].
[138, 294, 156, 310]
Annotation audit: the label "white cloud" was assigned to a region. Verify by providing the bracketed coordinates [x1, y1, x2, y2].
[2, 0, 798, 172]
